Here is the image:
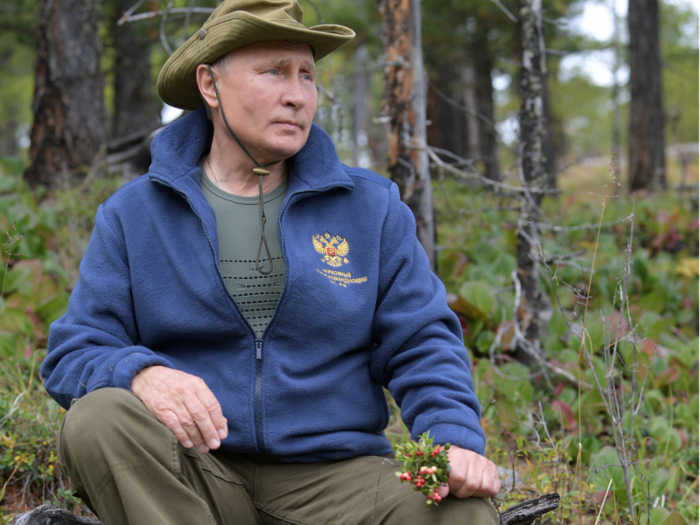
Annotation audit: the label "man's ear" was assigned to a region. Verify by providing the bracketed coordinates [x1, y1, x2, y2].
[196, 64, 219, 112]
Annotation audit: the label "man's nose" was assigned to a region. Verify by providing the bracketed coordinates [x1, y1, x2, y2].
[281, 77, 307, 109]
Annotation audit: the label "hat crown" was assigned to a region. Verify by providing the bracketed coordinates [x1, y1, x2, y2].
[208, 0, 304, 26]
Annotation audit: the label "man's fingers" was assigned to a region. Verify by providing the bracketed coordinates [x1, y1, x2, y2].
[447, 453, 470, 498]
[476, 466, 501, 498]
[181, 396, 219, 452]
[158, 409, 193, 449]
[449, 464, 477, 499]
[446, 446, 502, 499]
[131, 366, 228, 453]
[179, 407, 211, 452]
[197, 388, 228, 442]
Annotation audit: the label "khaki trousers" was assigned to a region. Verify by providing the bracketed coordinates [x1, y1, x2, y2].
[58, 388, 498, 525]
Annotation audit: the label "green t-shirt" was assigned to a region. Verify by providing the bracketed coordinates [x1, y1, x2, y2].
[200, 168, 287, 338]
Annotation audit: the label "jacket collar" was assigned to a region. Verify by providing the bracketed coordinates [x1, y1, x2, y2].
[148, 107, 354, 198]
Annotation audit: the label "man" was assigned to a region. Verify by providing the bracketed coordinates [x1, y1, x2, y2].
[41, 1, 500, 524]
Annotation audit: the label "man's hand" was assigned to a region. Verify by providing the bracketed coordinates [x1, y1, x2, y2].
[131, 366, 228, 453]
[437, 445, 501, 499]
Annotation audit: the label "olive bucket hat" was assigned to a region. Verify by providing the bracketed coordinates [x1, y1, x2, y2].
[157, 0, 355, 111]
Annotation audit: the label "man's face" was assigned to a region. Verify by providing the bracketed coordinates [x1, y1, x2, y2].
[208, 40, 317, 163]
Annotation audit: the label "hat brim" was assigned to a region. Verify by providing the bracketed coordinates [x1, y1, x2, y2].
[158, 11, 355, 111]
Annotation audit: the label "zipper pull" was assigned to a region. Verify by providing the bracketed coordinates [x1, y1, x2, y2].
[256, 340, 263, 360]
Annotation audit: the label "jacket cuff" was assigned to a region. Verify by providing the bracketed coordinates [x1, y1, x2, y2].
[111, 349, 175, 390]
[427, 423, 486, 456]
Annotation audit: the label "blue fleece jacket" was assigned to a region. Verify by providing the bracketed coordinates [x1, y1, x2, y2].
[42, 108, 486, 461]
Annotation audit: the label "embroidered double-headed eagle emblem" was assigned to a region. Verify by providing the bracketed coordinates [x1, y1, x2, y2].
[313, 233, 349, 267]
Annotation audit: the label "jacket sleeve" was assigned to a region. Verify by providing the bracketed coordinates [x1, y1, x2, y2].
[369, 183, 486, 455]
[41, 204, 175, 410]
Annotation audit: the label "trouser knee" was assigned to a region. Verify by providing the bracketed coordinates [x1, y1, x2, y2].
[58, 388, 173, 487]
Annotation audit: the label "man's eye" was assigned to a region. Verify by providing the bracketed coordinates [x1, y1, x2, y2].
[268, 69, 278, 75]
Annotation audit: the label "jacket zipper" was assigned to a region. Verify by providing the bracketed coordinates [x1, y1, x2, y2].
[254, 339, 264, 452]
[153, 178, 351, 455]
[152, 179, 268, 452]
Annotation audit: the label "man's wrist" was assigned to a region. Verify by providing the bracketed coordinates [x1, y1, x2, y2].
[131, 365, 165, 393]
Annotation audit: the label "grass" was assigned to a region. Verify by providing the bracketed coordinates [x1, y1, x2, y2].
[0, 155, 698, 524]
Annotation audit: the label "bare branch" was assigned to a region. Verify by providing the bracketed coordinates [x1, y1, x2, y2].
[117, 0, 146, 25]
[302, 0, 324, 24]
[422, 144, 558, 196]
[536, 215, 631, 231]
[489, 0, 518, 23]
[160, 0, 176, 55]
[121, 7, 214, 24]
[183, 0, 197, 41]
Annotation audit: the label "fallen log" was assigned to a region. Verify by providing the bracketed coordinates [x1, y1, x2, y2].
[8, 504, 103, 525]
[498, 493, 561, 525]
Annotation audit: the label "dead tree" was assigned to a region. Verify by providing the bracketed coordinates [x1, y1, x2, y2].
[25, 0, 106, 188]
[380, 0, 435, 271]
[514, 0, 551, 365]
[110, 0, 161, 142]
[627, 0, 666, 192]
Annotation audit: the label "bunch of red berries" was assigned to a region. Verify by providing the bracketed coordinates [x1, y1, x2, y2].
[395, 432, 450, 506]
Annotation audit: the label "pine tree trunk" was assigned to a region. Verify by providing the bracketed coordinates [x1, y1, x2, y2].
[110, 0, 160, 140]
[380, 0, 435, 270]
[26, 0, 106, 189]
[427, 61, 470, 162]
[473, 31, 500, 181]
[628, 0, 666, 191]
[515, 0, 550, 365]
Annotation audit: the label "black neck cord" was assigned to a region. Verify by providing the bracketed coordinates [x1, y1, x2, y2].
[206, 63, 278, 276]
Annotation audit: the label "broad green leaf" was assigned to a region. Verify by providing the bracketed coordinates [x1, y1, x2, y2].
[660, 512, 689, 525]
[653, 366, 680, 389]
[543, 334, 564, 353]
[591, 446, 625, 493]
[0, 307, 32, 335]
[35, 294, 69, 324]
[632, 258, 652, 286]
[638, 507, 671, 525]
[649, 467, 670, 498]
[0, 330, 18, 357]
[459, 280, 493, 320]
[449, 294, 487, 320]
[548, 309, 569, 337]
[639, 291, 668, 314]
[490, 252, 516, 277]
[647, 416, 670, 440]
[658, 429, 682, 454]
[2, 264, 31, 295]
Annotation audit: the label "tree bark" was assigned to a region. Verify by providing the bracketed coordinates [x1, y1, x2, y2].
[427, 60, 470, 162]
[110, 0, 160, 141]
[473, 31, 500, 181]
[351, 42, 369, 167]
[540, 70, 557, 189]
[380, 0, 435, 271]
[515, 0, 556, 189]
[25, 0, 106, 189]
[515, 0, 550, 365]
[627, 0, 666, 192]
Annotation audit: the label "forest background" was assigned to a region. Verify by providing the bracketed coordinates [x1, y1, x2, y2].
[0, 0, 698, 523]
